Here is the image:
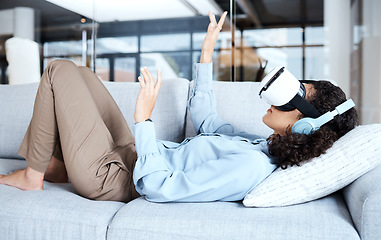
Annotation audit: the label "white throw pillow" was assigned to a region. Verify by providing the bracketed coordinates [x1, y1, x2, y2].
[5, 37, 41, 85]
[243, 124, 381, 207]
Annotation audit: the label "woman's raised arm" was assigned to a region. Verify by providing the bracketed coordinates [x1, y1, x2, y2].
[200, 11, 227, 63]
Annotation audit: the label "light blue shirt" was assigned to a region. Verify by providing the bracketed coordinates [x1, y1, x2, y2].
[133, 62, 277, 202]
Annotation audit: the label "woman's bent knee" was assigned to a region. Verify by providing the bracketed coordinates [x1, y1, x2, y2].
[47, 59, 77, 71]
[42, 60, 83, 89]
[45, 60, 78, 81]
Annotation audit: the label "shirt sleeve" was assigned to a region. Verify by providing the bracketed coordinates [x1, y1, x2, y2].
[188, 62, 235, 135]
[133, 123, 273, 202]
[133, 121, 169, 184]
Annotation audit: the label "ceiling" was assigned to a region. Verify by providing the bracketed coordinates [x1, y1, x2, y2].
[0, 0, 82, 26]
[0, 0, 323, 29]
[217, 0, 323, 28]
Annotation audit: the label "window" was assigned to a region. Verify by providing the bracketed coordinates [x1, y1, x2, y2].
[44, 41, 83, 57]
[305, 26, 324, 45]
[96, 37, 138, 54]
[141, 34, 190, 52]
[95, 58, 110, 81]
[141, 52, 191, 79]
[39, 16, 324, 83]
[240, 26, 324, 81]
[114, 57, 136, 82]
[305, 47, 326, 79]
[243, 28, 302, 47]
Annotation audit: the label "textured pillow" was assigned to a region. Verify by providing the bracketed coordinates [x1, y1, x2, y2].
[243, 124, 381, 207]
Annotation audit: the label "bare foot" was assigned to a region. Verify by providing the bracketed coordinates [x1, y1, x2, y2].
[0, 167, 44, 191]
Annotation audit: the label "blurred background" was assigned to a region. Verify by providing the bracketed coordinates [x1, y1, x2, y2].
[0, 0, 380, 124]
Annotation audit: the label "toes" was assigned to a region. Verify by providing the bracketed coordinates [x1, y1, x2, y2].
[0, 174, 6, 184]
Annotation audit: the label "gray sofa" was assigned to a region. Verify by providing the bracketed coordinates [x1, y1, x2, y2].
[0, 78, 380, 240]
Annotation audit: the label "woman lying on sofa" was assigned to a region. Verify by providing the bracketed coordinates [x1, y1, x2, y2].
[0, 11, 358, 203]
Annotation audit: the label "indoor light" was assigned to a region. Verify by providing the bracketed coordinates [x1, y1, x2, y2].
[185, 0, 223, 15]
[44, 0, 218, 22]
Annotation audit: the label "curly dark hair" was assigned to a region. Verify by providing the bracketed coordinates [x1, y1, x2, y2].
[267, 80, 358, 169]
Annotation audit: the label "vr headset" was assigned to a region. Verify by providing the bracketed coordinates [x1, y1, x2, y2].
[259, 66, 355, 135]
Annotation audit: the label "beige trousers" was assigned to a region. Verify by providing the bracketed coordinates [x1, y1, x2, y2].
[18, 60, 140, 202]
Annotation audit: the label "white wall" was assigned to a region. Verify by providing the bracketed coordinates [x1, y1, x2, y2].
[360, 0, 381, 124]
[324, 0, 351, 96]
[0, 9, 14, 36]
[0, 7, 35, 40]
[325, 0, 381, 124]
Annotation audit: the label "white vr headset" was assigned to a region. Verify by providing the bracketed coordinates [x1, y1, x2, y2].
[259, 66, 355, 135]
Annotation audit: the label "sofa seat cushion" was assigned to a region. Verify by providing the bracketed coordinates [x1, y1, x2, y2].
[0, 158, 124, 240]
[107, 195, 360, 240]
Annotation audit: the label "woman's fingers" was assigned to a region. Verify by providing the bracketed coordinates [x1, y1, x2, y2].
[144, 67, 156, 90]
[208, 10, 217, 25]
[139, 67, 161, 95]
[155, 69, 162, 95]
[137, 75, 145, 88]
[134, 67, 162, 123]
[140, 67, 154, 90]
[218, 11, 228, 29]
[208, 10, 228, 32]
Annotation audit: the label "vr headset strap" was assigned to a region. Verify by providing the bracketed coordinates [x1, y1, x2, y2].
[289, 94, 321, 118]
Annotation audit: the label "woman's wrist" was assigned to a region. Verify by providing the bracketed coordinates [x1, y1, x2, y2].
[200, 51, 213, 63]
[135, 117, 152, 124]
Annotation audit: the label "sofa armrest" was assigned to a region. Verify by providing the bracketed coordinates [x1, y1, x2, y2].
[342, 164, 381, 240]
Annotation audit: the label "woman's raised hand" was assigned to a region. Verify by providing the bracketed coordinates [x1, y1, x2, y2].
[200, 10, 228, 63]
[134, 67, 162, 123]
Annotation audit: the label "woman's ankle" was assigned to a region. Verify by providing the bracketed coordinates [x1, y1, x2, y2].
[25, 167, 44, 183]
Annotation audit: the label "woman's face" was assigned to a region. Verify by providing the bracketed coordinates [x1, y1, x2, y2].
[262, 84, 314, 136]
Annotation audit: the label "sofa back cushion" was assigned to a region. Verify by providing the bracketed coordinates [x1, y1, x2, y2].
[0, 78, 189, 160]
[186, 81, 273, 138]
[103, 78, 189, 143]
[0, 83, 39, 159]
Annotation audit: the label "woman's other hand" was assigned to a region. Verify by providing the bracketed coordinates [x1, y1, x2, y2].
[200, 10, 228, 63]
[134, 67, 162, 123]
